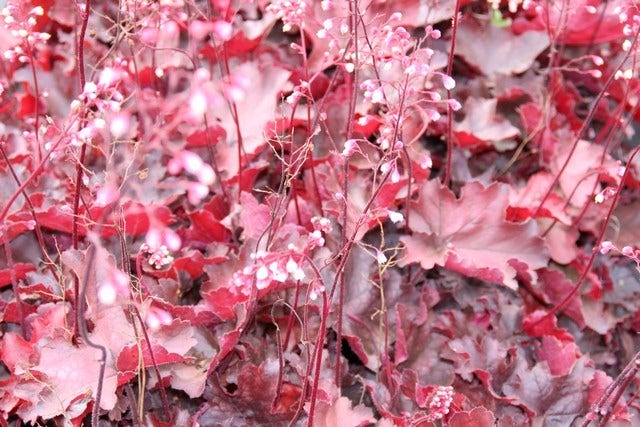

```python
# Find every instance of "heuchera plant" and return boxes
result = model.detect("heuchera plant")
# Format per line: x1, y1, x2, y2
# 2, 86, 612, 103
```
0, 0, 639, 425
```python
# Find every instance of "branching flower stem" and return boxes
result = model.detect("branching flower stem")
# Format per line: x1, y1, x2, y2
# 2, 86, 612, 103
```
334, 0, 362, 390
532, 144, 640, 326
533, 26, 640, 217
72, 0, 92, 342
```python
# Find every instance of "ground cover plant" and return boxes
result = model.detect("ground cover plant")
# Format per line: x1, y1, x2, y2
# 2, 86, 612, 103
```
0, 0, 639, 425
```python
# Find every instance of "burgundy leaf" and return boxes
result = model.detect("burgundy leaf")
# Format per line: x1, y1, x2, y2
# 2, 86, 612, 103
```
401, 180, 548, 289
454, 18, 549, 75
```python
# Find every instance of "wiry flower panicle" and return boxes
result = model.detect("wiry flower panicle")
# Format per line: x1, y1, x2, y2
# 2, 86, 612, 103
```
287, 80, 312, 105
600, 241, 640, 271
311, 216, 332, 233
2, 3, 51, 64
232, 251, 306, 291
594, 187, 616, 204
167, 150, 215, 204
267, 0, 307, 32
614, 5, 640, 79
600, 241, 615, 255
307, 216, 333, 249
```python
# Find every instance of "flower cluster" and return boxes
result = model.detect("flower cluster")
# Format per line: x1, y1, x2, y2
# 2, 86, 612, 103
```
140, 243, 175, 270
230, 217, 333, 295
231, 251, 306, 291
614, 5, 640, 79
366, 21, 413, 67
426, 386, 454, 421
187, 67, 250, 121
600, 241, 640, 272
68, 60, 134, 145
594, 186, 617, 204
266, 0, 308, 32
309, 216, 332, 248
167, 150, 215, 205
1, 4, 50, 65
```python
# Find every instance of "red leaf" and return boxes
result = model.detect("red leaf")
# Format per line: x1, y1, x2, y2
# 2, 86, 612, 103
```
446, 335, 516, 394
605, 200, 640, 249
587, 371, 630, 422
36, 206, 87, 236
453, 98, 520, 149
401, 180, 548, 289
312, 396, 376, 427
448, 407, 496, 427
114, 202, 174, 237
509, 172, 572, 223
202, 287, 249, 321
23, 339, 118, 421
240, 191, 272, 240
117, 343, 192, 373
551, 140, 613, 209
15, 82, 39, 118
533, 268, 585, 327
503, 357, 622, 424
185, 125, 226, 148
152, 299, 222, 326
0, 263, 36, 288
513, 0, 635, 46
0, 332, 36, 372
522, 310, 574, 341
0, 299, 38, 323
185, 210, 231, 244
352, 114, 382, 136
147, 250, 227, 280
535, 336, 580, 376
264, 117, 308, 139
212, 61, 290, 179
454, 18, 548, 75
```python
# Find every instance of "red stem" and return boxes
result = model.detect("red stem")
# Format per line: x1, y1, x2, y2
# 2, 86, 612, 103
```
131, 305, 172, 421
27, 45, 42, 163
444, 0, 462, 188
2, 230, 27, 340
306, 291, 330, 427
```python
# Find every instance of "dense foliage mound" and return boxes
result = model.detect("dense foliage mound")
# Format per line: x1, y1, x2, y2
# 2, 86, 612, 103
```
0, 0, 639, 425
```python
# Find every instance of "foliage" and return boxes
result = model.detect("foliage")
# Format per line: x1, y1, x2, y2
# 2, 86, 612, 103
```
0, 0, 639, 425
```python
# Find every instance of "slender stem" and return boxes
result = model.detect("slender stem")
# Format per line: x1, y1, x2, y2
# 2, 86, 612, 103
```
334, 0, 361, 389
76, 241, 107, 427
131, 306, 171, 421
73, 0, 91, 341
306, 291, 330, 427
444, 0, 462, 187
533, 144, 640, 324
28, 50, 42, 162
0, 144, 59, 283
2, 231, 26, 339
